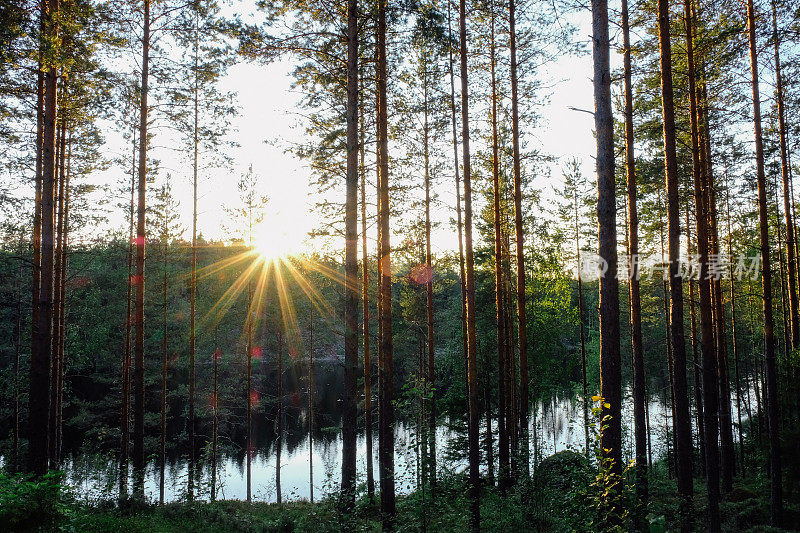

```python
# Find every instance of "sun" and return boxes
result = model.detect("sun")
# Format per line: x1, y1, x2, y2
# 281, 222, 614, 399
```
252, 220, 299, 261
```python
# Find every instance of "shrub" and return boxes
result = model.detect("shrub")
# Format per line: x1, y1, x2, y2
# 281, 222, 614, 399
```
0, 471, 70, 531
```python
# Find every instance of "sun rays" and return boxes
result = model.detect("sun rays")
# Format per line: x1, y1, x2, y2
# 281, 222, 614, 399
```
198, 244, 354, 352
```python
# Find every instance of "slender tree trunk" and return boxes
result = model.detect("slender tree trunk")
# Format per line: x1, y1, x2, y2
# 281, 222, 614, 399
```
360, 79, 375, 502
160, 204, 168, 505
576, 196, 589, 459
212, 346, 219, 500
592, 0, 622, 521
622, 0, 647, 518
308, 307, 314, 503
341, 0, 359, 512
489, 3, 509, 492
698, 75, 735, 492
447, 0, 469, 444
771, 1, 798, 350
747, 0, 782, 523
422, 66, 436, 489
459, 0, 481, 524
659, 202, 676, 479
29, 46, 43, 477
55, 132, 70, 467
120, 129, 135, 499
188, 14, 200, 502
508, 0, 528, 478
133, 0, 150, 497
277, 330, 283, 504
50, 115, 66, 468
657, 0, 694, 523
29, 0, 58, 477
687, 207, 705, 476
484, 358, 494, 485
724, 176, 744, 472
49, 116, 65, 468
685, 2, 720, 527
376, 0, 396, 525
14, 238, 22, 473
246, 204, 253, 503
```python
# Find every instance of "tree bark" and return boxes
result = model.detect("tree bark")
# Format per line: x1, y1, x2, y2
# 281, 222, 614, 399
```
277, 330, 283, 504
576, 192, 589, 459
724, 175, 744, 473
657, 0, 694, 524
489, 3, 509, 493
422, 62, 436, 489
686, 2, 720, 526
459, 0, 481, 525
133, 0, 150, 498
508, 0, 528, 478
308, 307, 314, 502
446, 0, 469, 447
772, 0, 798, 350
592, 0, 622, 522
29, 0, 58, 477
698, 75, 735, 492
359, 76, 375, 501
188, 13, 200, 501
160, 196, 168, 505
341, 0, 359, 510
120, 126, 135, 499
376, 0, 396, 526
747, 0, 782, 523
49, 114, 66, 468
29, 45, 43, 477
687, 206, 705, 477
622, 0, 647, 519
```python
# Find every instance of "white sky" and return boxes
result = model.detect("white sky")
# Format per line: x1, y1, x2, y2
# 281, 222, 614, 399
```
87, 5, 599, 256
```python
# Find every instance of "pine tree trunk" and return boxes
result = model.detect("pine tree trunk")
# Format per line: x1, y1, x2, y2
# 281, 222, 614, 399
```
376, 0, 396, 525
657, 0, 694, 523
29, 53, 43, 477
724, 177, 744, 473
277, 330, 283, 504
133, 0, 150, 498
686, 2, 720, 527
622, 0, 647, 517
160, 211, 167, 505
747, 0, 782, 523
54, 131, 71, 467
341, 0, 359, 510
212, 345, 218, 500
49, 116, 66, 468
447, 0, 469, 444
120, 130, 135, 499
308, 308, 314, 503
188, 15, 199, 501
359, 80, 375, 500
489, 4, 509, 492
459, 0, 481, 524
508, 0, 528, 478
423, 68, 436, 489
687, 207, 705, 477
577, 197, 589, 459
772, 0, 799, 350
29, 0, 58, 477
699, 77, 735, 492
592, 0, 622, 520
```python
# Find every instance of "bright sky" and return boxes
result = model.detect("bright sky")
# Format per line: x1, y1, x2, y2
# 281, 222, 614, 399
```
90, 5, 599, 256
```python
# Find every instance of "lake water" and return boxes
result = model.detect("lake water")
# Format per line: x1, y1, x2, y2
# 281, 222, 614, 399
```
52, 384, 752, 504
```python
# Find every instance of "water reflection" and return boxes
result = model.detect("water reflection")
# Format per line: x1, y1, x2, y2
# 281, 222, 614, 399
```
57, 385, 750, 504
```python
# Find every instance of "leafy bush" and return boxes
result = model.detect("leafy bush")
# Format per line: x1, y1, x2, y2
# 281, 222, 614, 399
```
0, 471, 70, 531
